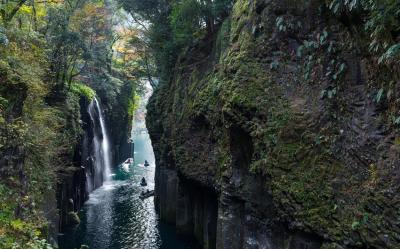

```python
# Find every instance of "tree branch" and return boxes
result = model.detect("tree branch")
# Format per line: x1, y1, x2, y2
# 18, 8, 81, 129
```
5, 0, 28, 23
129, 13, 149, 32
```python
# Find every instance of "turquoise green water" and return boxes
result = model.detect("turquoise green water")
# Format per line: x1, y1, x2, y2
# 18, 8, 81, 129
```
58, 133, 197, 249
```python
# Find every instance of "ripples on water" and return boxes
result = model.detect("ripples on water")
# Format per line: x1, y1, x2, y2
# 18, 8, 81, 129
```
59, 134, 196, 249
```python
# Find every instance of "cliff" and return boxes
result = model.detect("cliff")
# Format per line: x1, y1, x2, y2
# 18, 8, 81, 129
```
147, 0, 400, 248
57, 97, 93, 231
0, 0, 135, 246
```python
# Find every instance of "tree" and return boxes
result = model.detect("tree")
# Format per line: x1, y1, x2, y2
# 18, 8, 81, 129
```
0, 0, 28, 25
117, 0, 233, 87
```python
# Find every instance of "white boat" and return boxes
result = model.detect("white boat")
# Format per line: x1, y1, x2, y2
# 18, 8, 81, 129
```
124, 158, 133, 164
122, 163, 130, 172
121, 158, 133, 172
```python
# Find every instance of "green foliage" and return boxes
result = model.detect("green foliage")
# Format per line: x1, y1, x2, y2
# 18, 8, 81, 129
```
328, 0, 361, 13
275, 16, 302, 33
374, 88, 385, 103
351, 220, 361, 230
215, 17, 231, 62
118, 0, 233, 85
0, 96, 8, 109
118, 0, 161, 20
0, 26, 8, 45
327, 0, 400, 60
276, 16, 286, 32
212, 0, 233, 18
170, 0, 204, 46
128, 94, 140, 120
391, 115, 400, 126
320, 87, 337, 99
363, 0, 400, 54
378, 43, 400, 63
71, 82, 96, 100
0, 184, 53, 249
0, 0, 139, 247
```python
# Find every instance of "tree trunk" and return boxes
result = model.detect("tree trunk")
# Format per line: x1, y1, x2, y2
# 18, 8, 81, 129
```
32, 0, 38, 31
5, 0, 28, 25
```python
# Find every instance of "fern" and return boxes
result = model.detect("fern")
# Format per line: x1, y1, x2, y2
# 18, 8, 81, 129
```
374, 88, 384, 103
378, 43, 400, 63
327, 0, 400, 59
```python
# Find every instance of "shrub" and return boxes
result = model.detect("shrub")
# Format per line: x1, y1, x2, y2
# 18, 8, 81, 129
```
71, 82, 96, 100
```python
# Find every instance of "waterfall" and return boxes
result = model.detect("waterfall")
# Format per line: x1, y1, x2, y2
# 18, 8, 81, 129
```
87, 97, 112, 193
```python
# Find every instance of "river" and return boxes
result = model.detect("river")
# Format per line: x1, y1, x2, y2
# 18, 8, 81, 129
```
58, 132, 196, 249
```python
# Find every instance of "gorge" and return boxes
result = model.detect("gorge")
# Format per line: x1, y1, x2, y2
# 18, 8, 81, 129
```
58, 90, 197, 249
1, 0, 400, 249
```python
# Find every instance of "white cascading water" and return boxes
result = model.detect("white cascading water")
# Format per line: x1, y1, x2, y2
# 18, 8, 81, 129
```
94, 98, 112, 182
87, 97, 112, 192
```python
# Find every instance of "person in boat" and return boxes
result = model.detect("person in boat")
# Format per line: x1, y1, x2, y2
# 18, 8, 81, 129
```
140, 177, 147, 186
144, 160, 149, 166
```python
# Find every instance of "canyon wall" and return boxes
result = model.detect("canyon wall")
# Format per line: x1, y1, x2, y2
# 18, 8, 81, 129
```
147, 0, 400, 248
57, 97, 94, 231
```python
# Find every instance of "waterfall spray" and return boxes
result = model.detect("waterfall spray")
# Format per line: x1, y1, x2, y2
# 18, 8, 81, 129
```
87, 97, 112, 192
93, 98, 112, 182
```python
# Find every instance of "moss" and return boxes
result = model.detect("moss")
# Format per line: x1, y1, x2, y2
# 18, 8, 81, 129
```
71, 81, 96, 101
230, 0, 251, 43
215, 17, 232, 63
270, 150, 342, 232
148, 0, 400, 248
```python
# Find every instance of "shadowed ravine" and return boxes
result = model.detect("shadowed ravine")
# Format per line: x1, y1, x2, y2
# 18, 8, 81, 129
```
58, 131, 196, 249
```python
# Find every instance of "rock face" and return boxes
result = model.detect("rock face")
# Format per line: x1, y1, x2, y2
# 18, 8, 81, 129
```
57, 97, 118, 231
104, 81, 135, 165
147, 0, 400, 248
57, 98, 92, 230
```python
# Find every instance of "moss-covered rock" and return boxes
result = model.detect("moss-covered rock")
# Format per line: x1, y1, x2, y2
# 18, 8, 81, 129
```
147, 0, 400, 248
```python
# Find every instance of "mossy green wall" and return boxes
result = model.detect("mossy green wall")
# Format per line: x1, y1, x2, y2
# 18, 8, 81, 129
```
147, 0, 400, 248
